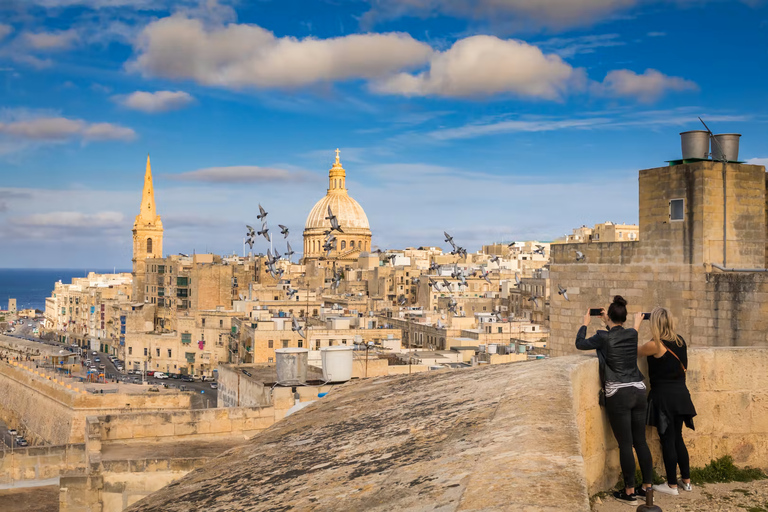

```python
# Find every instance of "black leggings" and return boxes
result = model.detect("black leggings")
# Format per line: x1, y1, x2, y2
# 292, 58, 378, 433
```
658, 415, 690, 485
605, 386, 653, 489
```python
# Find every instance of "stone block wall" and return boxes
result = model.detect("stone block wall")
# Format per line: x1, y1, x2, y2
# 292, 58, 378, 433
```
571, 348, 768, 495
0, 443, 85, 484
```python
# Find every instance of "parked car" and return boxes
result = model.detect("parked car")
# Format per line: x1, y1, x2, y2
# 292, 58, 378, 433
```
146, 371, 155, 377
154, 372, 168, 379
98, 364, 105, 370
179, 385, 187, 391
116, 366, 124, 372
181, 375, 193, 382
92, 351, 97, 355
8, 429, 17, 436
94, 357, 100, 363
210, 383, 218, 389
17, 439, 28, 447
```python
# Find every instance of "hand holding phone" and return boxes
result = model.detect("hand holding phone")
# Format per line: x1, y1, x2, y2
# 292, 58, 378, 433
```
642, 312, 651, 320
589, 308, 603, 316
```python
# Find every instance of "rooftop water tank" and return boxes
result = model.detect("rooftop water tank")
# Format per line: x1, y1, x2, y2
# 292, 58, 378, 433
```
711, 134, 741, 162
320, 346, 353, 383
680, 130, 709, 159
275, 348, 308, 386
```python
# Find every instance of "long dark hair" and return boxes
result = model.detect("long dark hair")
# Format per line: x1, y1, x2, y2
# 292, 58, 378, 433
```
608, 295, 627, 324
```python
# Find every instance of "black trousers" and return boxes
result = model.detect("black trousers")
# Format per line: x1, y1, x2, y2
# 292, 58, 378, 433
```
605, 386, 653, 489
658, 414, 690, 484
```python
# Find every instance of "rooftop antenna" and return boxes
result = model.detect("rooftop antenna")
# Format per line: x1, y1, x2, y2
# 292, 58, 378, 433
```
698, 116, 728, 267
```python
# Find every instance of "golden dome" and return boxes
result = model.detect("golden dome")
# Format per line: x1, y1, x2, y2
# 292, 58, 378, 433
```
304, 150, 370, 232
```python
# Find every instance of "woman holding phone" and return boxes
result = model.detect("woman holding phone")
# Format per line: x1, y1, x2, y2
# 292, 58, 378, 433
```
638, 307, 696, 495
576, 296, 653, 504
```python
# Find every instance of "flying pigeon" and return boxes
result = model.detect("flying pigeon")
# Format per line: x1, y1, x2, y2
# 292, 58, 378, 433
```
326, 206, 343, 233
257, 222, 270, 242
429, 262, 440, 272
557, 285, 569, 301
291, 315, 306, 338
479, 269, 492, 284
442, 278, 451, 289
287, 287, 298, 299
410, 277, 420, 285
447, 298, 458, 315
534, 244, 546, 255
490, 255, 500, 264
398, 295, 407, 306
437, 320, 445, 329
575, 251, 586, 262
528, 296, 540, 308
429, 278, 439, 289
245, 237, 254, 250
515, 274, 521, 285
508, 241, 516, 248
285, 242, 295, 261
444, 231, 456, 249
257, 204, 268, 221
246, 225, 255, 237
278, 225, 289, 238
178, 253, 189, 257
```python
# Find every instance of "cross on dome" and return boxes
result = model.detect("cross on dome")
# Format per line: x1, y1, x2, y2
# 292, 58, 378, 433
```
335, 148, 340, 164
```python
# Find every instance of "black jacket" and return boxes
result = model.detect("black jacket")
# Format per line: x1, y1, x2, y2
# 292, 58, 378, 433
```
576, 325, 645, 384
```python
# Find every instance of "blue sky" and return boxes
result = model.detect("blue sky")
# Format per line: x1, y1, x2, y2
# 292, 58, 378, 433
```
0, 0, 767, 268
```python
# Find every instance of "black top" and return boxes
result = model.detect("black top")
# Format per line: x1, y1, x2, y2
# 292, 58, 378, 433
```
646, 336, 696, 433
576, 325, 645, 384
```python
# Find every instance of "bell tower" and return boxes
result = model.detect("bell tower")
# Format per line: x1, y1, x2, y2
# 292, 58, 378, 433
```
132, 154, 164, 302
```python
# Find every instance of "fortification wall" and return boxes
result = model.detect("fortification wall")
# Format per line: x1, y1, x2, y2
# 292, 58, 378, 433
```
548, 259, 768, 357
0, 443, 85, 484
572, 348, 768, 495
0, 361, 193, 445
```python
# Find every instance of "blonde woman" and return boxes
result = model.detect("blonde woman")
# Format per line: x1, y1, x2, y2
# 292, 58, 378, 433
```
637, 307, 697, 496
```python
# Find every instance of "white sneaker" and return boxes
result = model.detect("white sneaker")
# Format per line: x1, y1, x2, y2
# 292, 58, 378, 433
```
678, 480, 693, 492
653, 483, 680, 496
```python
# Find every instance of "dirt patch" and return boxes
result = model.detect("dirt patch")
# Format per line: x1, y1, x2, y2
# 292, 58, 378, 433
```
593, 479, 768, 511
0, 486, 59, 512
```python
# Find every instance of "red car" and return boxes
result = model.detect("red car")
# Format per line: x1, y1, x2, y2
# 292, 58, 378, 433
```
146, 371, 155, 377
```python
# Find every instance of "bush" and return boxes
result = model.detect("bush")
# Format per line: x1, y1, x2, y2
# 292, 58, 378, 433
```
615, 468, 665, 489
689, 456, 767, 485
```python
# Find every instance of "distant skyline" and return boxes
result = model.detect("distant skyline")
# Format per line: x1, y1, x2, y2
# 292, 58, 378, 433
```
1, 0, 767, 268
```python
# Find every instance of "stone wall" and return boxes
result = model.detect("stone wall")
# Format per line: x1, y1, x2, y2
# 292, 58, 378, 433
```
572, 347, 768, 495
0, 443, 85, 484
548, 259, 768, 356
95, 407, 276, 444
0, 361, 192, 445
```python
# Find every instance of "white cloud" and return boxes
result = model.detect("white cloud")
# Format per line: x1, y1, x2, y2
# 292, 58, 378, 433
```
21, 29, 80, 51
362, 0, 641, 30
0, 24, 13, 41
372, 35, 582, 100
0, 116, 136, 142
171, 166, 318, 183
537, 34, 624, 58
599, 68, 698, 102
16, 211, 125, 229
128, 16, 434, 89
746, 158, 768, 167
116, 90, 195, 113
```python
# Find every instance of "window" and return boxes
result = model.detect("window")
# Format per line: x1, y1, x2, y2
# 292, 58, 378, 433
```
268, 357, 273, 363
268, 340, 274, 348
298, 340, 303, 348
219, 320, 223, 328
156, 348, 160, 357
181, 333, 192, 344
350, 241, 355, 248
201, 318, 206, 327
341, 240, 346, 250
176, 277, 189, 286
167, 349, 172, 358
147, 238, 153, 253
129, 347, 133, 355
670, 198, 685, 221
498, 327, 503, 334
144, 348, 148, 356
282, 340, 289, 348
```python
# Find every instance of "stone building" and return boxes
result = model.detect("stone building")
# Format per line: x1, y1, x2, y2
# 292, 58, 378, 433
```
549, 160, 768, 356
132, 155, 164, 304
302, 149, 372, 264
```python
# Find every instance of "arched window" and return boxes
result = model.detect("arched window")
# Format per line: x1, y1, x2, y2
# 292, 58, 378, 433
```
146, 238, 153, 254
350, 240, 355, 248
341, 240, 347, 250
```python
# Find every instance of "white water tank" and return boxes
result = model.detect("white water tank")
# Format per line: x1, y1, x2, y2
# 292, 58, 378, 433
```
680, 130, 709, 160
711, 133, 741, 162
275, 348, 308, 386
320, 346, 353, 383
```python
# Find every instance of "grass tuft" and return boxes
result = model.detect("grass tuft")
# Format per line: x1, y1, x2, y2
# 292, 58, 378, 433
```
689, 456, 766, 485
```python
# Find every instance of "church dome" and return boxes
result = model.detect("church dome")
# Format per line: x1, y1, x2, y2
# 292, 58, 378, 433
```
304, 150, 370, 232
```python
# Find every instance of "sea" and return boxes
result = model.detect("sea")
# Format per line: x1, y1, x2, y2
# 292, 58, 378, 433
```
0, 269, 130, 312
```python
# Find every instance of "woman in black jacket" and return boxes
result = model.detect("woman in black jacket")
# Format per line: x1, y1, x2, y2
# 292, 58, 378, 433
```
638, 307, 696, 496
576, 296, 653, 505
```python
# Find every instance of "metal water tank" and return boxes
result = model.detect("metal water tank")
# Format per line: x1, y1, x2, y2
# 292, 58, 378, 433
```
275, 348, 308, 386
680, 130, 709, 159
320, 346, 353, 383
711, 133, 741, 162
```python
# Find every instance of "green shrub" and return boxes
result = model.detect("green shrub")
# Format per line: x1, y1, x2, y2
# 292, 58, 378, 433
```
614, 468, 664, 489
689, 456, 767, 485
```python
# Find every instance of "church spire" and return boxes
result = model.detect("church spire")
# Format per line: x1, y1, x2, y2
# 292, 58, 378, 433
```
328, 148, 347, 194
138, 153, 157, 223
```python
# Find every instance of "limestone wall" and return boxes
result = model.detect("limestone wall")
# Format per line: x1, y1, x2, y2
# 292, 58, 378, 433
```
548, 259, 768, 357
0, 361, 193, 445
572, 348, 768, 495
0, 443, 85, 484
96, 407, 276, 444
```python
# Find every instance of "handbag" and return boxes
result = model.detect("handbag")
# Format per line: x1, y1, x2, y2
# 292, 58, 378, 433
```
665, 344, 687, 374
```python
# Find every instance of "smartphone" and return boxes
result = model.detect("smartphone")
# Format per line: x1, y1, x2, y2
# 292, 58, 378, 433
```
642, 312, 651, 320
589, 308, 603, 316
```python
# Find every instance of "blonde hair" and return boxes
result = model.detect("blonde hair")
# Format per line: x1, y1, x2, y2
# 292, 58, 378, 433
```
650, 307, 682, 352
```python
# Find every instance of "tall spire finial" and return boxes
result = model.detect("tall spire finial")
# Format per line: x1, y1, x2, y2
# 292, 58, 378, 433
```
335, 148, 340, 165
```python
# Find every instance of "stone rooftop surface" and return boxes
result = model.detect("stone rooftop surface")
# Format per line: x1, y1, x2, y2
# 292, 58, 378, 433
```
127, 358, 591, 512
